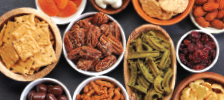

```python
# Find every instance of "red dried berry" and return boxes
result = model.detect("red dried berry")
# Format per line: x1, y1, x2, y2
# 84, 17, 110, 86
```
204, 41, 215, 49
197, 42, 204, 49
201, 34, 210, 43
193, 50, 202, 63
189, 54, 193, 60
188, 43, 196, 53
187, 61, 194, 68
191, 31, 201, 38
184, 39, 191, 46
210, 49, 216, 59
182, 48, 189, 55
180, 53, 187, 64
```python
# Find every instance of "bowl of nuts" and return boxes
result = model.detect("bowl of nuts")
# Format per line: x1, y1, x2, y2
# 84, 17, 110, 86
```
176, 30, 219, 73
20, 78, 72, 100
73, 75, 129, 100
63, 12, 126, 76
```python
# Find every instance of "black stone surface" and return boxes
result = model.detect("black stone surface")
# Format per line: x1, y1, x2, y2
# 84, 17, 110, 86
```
0, 0, 223, 99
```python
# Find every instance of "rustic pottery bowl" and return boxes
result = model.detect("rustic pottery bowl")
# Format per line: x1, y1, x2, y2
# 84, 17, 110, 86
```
172, 72, 224, 100
90, 0, 130, 15
73, 76, 129, 100
35, 0, 87, 25
63, 12, 126, 76
124, 24, 176, 100
20, 78, 72, 100
132, 0, 194, 25
0, 8, 62, 81
176, 30, 219, 73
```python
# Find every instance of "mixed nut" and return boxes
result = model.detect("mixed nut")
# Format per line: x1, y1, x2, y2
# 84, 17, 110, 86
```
179, 31, 217, 70
64, 12, 123, 72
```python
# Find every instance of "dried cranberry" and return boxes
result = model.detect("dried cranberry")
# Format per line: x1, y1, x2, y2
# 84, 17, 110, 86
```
184, 39, 191, 46
194, 65, 205, 70
188, 43, 196, 53
210, 49, 216, 59
196, 42, 203, 49
182, 48, 189, 55
191, 38, 196, 43
188, 54, 193, 60
202, 48, 210, 60
193, 50, 201, 63
179, 43, 185, 52
179, 53, 187, 64
191, 31, 201, 38
201, 34, 210, 43
204, 41, 215, 49
187, 61, 194, 68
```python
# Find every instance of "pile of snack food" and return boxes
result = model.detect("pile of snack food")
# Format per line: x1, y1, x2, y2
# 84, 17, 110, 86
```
127, 30, 173, 100
193, 0, 224, 29
0, 14, 56, 76
180, 79, 224, 100
139, 0, 189, 20
179, 31, 216, 70
38, 0, 82, 17
76, 80, 124, 100
27, 83, 68, 100
64, 12, 123, 72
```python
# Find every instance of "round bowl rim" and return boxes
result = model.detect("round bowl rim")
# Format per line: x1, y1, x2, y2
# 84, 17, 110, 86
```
176, 30, 220, 73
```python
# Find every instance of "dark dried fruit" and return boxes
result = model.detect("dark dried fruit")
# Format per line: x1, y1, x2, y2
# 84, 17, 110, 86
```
191, 31, 201, 38
179, 53, 187, 64
188, 43, 196, 53
183, 39, 191, 46
95, 55, 116, 71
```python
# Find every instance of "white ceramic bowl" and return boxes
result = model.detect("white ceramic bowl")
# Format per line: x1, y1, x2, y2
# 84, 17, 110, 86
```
73, 76, 129, 100
176, 30, 219, 73
35, 0, 86, 25
190, 11, 224, 34
20, 78, 72, 100
63, 12, 126, 76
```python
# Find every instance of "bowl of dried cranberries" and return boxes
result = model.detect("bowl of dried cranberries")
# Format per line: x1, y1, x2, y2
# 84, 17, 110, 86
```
176, 30, 219, 73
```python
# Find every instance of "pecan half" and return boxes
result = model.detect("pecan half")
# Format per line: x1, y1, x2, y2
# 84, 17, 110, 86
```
92, 12, 109, 26
109, 22, 121, 40
100, 24, 110, 36
80, 46, 102, 60
77, 58, 96, 71
97, 35, 113, 56
86, 25, 101, 47
67, 47, 82, 60
68, 28, 86, 48
107, 35, 123, 55
64, 31, 73, 53
76, 17, 92, 29
95, 55, 116, 72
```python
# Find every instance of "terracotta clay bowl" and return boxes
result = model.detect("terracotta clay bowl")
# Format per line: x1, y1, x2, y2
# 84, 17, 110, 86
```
132, 0, 194, 25
90, 0, 130, 15
0, 8, 62, 81
124, 24, 176, 100
172, 72, 224, 100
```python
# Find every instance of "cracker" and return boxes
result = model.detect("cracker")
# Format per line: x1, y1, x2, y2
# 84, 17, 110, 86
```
3, 21, 17, 43
174, 0, 189, 14
12, 21, 35, 40
159, 0, 180, 12
32, 45, 56, 69
11, 58, 34, 76
159, 10, 173, 20
34, 17, 41, 23
0, 42, 19, 69
0, 24, 6, 46
51, 40, 55, 46
13, 34, 40, 61
14, 14, 35, 24
32, 23, 51, 46
140, 0, 162, 18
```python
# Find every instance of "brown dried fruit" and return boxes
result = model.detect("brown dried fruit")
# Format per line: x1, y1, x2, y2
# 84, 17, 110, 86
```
109, 22, 121, 41
95, 55, 116, 72
64, 31, 73, 53
92, 12, 109, 26
97, 35, 113, 56
67, 47, 82, 60
77, 59, 96, 71
86, 25, 101, 47
107, 34, 123, 55
79, 46, 102, 59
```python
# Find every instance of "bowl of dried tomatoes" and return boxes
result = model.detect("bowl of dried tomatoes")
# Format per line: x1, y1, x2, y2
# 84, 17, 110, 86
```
176, 30, 219, 73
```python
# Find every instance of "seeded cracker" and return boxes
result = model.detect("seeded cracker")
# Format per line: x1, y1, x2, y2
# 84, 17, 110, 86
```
0, 42, 19, 69
13, 34, 40, 61
2, 21, 17, 43
32, 45, 56, 69
32, 23, 51, 46
11, 58, 34, 76
12, 21, 35, 40
14, 14, 35, 24
0, 24, 6, 46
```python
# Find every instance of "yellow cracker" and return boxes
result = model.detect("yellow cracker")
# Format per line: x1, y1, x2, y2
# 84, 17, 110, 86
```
0, 42, 19, 69
159, 10, 173, 20
32, 45, 56, 69
13, 34, 40, 61
31, 23, 51, 46
140, 0, 162, 18
12, 21, 35, 40
2, 21, 17, 43
14, 14, 35, 24
34, 17, 40, 23
11, 58, 34, 76
0, 24, 6, 46
51, 40, 54, 46
27, 69, 35, 75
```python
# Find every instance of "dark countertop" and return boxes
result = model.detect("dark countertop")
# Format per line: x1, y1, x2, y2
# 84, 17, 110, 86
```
0, 0, 224, 99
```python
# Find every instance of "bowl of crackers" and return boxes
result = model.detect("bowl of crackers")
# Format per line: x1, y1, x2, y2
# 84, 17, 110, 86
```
63, 12, 126, 76
0, 8, 62, 81
172, 72, 224, 100
73, 75, 129, 100
132, 0, 194, 25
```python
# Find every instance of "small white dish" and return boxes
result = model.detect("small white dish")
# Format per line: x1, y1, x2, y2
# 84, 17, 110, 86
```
62, 12, 126, 76
35, 0, 87, 25
20, 78, 72, 100
190, 10, 224, 34
176, 30, 219, 73
73, 76, 129, 100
